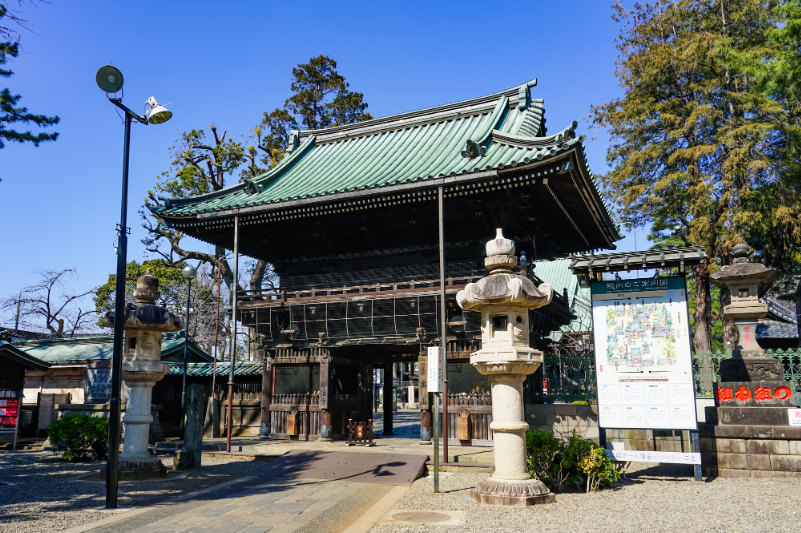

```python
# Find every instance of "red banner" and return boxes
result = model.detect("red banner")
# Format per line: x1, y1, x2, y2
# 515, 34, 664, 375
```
0, 416, 16, 427
0, 399, 19, 408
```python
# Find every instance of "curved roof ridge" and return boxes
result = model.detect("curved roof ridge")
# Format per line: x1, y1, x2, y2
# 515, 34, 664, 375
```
298, 78, 537, 143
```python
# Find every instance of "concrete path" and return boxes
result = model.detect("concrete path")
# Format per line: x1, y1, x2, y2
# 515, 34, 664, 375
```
372, 410, 419, 438
120, 477, 400, 533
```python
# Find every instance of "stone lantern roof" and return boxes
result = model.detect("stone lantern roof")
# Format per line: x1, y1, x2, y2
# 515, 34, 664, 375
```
710, 244, 778, 288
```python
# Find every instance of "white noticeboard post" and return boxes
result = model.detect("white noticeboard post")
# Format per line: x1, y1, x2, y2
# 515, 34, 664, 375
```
427, 347, 444, 393
591, 276, 698, 432
788, 409, 801, 426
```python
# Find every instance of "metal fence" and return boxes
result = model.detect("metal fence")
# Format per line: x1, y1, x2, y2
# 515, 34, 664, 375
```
693, 349, 801, 404
537, 348, 801, 404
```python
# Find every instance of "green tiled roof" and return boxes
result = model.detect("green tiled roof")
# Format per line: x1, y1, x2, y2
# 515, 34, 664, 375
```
532, 258, 592, 339
168, 361, 263, 377
14, 332, 212, 365
156, 79, 610, 220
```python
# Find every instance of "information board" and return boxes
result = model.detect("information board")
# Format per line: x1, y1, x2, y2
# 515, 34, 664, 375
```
592, 276, 698, 430
0, 398, 19, 427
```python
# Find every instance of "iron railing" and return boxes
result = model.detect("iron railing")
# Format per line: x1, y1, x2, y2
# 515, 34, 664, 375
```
538, 348, 801, 404
693, 349, 801, 404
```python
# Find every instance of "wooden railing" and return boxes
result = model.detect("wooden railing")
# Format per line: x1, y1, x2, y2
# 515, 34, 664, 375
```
237, 276, 483, 307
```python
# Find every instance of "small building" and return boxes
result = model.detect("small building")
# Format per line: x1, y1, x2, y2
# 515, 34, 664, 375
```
5, 330, 212, 436
0, 341, 51, 443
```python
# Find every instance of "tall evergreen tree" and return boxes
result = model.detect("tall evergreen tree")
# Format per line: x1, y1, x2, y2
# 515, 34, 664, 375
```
591, 0, 789, 352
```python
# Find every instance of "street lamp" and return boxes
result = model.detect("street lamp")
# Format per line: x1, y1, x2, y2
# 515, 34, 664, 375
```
180, 265, 197, 431
96, 65, 172, 509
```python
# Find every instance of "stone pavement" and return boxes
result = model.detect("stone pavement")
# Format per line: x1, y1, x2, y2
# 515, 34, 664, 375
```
372, 410, 419, 438
126, 477, 396, 533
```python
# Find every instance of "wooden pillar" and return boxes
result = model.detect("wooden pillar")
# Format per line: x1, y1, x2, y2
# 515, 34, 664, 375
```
382, 361, 394, 435
260, 355, 273, 440
319, 351, 332, 440
357, 356, 371, 422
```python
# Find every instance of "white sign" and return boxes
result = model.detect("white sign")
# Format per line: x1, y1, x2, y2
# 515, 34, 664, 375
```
427, 347, 444, 393
591, 277, 698, 430
789, 409, 801, 426
606, 450, 701, 465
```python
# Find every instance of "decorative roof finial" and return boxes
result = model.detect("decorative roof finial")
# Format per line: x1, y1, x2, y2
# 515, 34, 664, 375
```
133, 269, 160, 304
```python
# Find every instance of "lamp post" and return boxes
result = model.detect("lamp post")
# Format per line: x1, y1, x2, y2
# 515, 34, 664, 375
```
180, 265, 197, 431
96, 65, 172, 509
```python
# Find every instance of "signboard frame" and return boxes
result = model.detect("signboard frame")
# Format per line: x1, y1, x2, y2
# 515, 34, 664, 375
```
427, 347, 444, 393
0, 396, 21, 450
591, 275, 699, 432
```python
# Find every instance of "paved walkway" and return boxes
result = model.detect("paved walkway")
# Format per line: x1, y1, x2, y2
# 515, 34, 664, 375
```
124, 477, 396, 533
372, 410, 420, 438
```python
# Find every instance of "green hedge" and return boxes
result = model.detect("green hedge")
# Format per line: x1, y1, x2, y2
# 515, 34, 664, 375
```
46, 414, 108, 462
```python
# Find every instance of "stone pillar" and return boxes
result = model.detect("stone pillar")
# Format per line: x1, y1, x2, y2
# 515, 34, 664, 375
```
260, 355, 273, 440
319, 352, 332, 441
176, 383, 209, 470
103, 270, 182, 481
382, 362, 394, 435
457, 229, 555, 506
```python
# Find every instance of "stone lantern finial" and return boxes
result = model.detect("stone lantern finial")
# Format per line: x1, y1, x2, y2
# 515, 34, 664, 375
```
133, 269, 161, 304
732, 243, 751, 264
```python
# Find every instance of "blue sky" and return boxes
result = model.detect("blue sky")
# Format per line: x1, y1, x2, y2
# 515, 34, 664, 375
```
0, 0, 652, 325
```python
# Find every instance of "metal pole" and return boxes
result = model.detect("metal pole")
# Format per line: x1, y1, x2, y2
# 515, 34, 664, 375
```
433, 390, 440, 493
226, 216, 239, 453
438, 185, 448, 464
106, 113, 132, 509
212, 256, 221, 399
180, 279, 191, 431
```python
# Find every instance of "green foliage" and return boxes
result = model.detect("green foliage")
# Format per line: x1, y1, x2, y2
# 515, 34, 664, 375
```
93, 259, 186, 323
46, 414, 108, 462
286, 55, 372, 130
525, 429, 619, 493
578, 445, 624, 492
590, 0, 801, 351
0, 4, 59, 149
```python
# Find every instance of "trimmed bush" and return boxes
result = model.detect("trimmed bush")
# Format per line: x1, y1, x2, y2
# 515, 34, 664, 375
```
46, 414, 108, 462
526, 429, 624, 493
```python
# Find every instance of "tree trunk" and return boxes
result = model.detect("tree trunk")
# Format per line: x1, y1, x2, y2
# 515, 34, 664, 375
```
719, 287, 738, 351
693, 260, 713, 353
249, 259, 269, 294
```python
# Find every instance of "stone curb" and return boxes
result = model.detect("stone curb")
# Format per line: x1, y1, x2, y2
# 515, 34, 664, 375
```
342, 486, 409, 533
63, 476, 259, 533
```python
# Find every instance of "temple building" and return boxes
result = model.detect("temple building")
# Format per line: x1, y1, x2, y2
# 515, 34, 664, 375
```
153, 79, 622, 440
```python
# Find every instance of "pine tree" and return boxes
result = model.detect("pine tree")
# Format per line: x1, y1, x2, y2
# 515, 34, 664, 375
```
0, 3, 59, 149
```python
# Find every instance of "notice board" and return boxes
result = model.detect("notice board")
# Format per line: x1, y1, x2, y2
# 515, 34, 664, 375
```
591, 276, 698, 430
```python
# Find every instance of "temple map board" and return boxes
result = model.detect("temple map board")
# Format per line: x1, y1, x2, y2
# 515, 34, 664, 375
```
591, 276, 698, 431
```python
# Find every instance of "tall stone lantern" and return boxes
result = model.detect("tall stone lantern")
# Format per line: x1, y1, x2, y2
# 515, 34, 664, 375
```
104, 270, 182, 479
457, 229, 555, 506
711, 244, 779, 379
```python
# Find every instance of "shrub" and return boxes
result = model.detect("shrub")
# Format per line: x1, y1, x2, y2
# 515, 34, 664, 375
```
526, 429, 622, 493
578, 444, 624, 492
46, 414, 108, 462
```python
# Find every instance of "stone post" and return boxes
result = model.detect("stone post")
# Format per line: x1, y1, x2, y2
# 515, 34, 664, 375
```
176, 383, 209, 470
457, 229, 555, 506
103, 270, 182, 480
260, 354, 273, 440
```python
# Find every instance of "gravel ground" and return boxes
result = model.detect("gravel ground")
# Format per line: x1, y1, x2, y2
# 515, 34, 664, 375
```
0, 450, 260, 533
373, 462, 801, 532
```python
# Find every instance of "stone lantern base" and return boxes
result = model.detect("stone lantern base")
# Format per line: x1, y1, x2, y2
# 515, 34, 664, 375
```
470, 478, 555, 506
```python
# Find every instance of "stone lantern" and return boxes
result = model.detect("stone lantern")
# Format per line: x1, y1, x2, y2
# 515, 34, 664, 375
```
710, 244, 779, 379
104, 270, 182, 479
456, 229, 555, 506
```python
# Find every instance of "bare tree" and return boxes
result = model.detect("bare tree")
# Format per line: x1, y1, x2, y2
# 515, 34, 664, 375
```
2, 269, 98, 337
